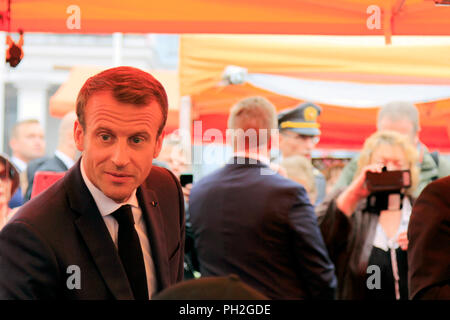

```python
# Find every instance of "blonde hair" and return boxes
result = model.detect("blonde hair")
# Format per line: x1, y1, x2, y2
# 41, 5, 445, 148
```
281, 155, 317, 201
356, 130, 419, 196
227, 96, 277, 148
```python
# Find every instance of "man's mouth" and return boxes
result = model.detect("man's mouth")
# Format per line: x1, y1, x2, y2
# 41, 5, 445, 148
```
106, 171, 132, 177
105, 171, 133, 182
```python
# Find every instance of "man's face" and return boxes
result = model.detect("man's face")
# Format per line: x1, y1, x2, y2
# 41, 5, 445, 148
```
279, 130, 319, 159
10, 122, 45, 162
74, 91, 164, 203
378, 117, 417, 145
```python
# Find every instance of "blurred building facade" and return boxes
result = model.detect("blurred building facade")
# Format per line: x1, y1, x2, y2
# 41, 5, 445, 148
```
1, 33, 178, 156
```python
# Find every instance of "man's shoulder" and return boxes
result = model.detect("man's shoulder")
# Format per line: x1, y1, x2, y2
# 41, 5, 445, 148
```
143, 165, 180, 189
6, 176, 72, 232
141, 166, 183, 203
38, 156, 67, 172
192, 163, 304, 195
421, 175, 450, 197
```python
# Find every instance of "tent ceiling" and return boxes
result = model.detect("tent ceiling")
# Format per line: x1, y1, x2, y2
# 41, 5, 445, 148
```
2, 0, 450, 39
180, 34, 450, 96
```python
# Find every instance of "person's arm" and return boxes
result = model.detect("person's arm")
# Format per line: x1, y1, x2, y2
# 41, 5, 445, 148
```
0, 220, 59, 299
332, 156, 359, 191
316, 163, 383, 262
289, 187, 337, 299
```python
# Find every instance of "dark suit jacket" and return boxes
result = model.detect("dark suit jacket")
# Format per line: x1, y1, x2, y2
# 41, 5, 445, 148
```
24, 155, 68, 202
408, 176, 450, 300
0, 160, 185, 299
189, 157, 337, 299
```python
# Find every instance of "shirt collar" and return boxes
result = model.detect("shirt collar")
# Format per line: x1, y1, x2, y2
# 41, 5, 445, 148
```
11, 156, 26, 172
80, 160, 139, 217
55, 150, 75, 170
232, 151, 271, 166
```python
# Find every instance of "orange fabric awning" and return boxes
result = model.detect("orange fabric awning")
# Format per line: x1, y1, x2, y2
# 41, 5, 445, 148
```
2, 0, 450, 39
192, 84, 450, 152
180, 35, 450, 151
180, 34, 450, 96
49, 66, 180, 133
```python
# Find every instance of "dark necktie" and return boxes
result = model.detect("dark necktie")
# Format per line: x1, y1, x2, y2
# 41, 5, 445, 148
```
111, 205, 149, 300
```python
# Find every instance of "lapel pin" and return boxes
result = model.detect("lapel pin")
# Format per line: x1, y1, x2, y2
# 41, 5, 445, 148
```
151, 201, 158, 207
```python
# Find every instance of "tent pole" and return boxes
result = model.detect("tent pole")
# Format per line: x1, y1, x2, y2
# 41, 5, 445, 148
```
112, 32, 123, 66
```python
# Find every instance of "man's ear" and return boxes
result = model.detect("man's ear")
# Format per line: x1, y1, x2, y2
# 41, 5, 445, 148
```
74, 120, 85, 152
153, 131, 165, 158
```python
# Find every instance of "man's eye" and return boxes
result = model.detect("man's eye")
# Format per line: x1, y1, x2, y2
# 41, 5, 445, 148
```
100, 134, 111, 141
131, 137, 143, 144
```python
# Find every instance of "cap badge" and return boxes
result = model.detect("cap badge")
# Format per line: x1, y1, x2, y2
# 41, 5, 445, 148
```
304, 106, 318, 122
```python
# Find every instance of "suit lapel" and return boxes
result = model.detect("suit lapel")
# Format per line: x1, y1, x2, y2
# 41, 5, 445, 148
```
65, 161, 134, 299
137, 187, 170, 291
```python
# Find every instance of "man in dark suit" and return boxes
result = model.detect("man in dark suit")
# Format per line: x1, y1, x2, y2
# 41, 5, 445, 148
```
0, 66, 185, 299
189, 96, 336, 299
24, 111, 79, 202
408, 176, 450, 300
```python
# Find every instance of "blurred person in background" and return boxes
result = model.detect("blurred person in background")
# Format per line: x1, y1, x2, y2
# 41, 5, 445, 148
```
334, 101, 450, 197
154, 133, 189, 176
0, 154, 20, 230
189, 96, 336, 299
281, 155, 317, 205
323, 162, 346, 195
277, 102, 326, 205
154, 133, 198, 280
316, 130, 419, 300
23, 112, 78, 202
8, 119, 45, 208
408, 175, 450, 300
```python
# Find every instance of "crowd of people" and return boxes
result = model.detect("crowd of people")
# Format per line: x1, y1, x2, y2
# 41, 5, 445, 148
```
0, 66, 448, 300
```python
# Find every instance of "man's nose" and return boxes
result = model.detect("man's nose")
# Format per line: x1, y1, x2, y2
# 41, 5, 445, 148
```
304, 138, 315, 149
111, 140, 130, 167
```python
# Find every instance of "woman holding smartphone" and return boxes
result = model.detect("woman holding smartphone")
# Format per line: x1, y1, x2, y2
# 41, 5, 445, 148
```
316, 130, 419, 300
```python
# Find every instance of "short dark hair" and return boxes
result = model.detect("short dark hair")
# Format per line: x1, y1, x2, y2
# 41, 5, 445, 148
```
76, 66, 168, 136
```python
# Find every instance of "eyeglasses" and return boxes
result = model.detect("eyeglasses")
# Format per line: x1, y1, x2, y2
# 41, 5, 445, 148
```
0, 170, 10, 181
0, 163, 14, 181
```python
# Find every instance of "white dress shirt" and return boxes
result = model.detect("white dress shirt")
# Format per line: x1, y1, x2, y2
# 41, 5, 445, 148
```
11, 156, 26, 172
54, 150, 75, 170
80, 161, 156, 299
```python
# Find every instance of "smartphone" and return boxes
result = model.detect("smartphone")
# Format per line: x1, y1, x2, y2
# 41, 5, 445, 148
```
179, 173, 193, 187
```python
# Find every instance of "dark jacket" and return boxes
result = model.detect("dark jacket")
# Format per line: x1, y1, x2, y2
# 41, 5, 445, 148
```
24, 155, 69, 202
316, 188, 414, 300
0, 160, 185, 299
408, 176, 450, 300
189, 157, 337, 299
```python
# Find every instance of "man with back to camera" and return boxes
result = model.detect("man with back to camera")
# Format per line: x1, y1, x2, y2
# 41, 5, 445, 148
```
0, 66, 185, 299
189, 96, 337, 299
8, 119, 46, 208
333, 101, 450, 197
277, 102, 327, 205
